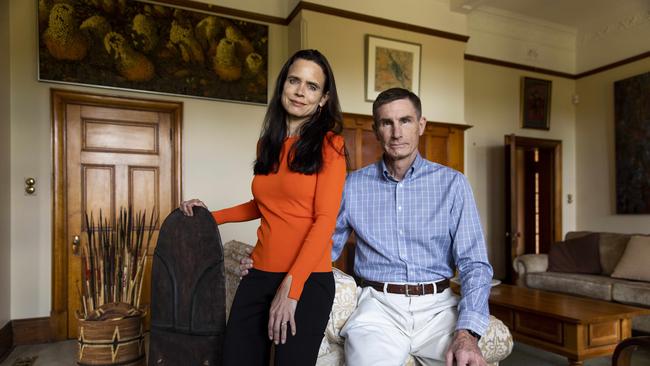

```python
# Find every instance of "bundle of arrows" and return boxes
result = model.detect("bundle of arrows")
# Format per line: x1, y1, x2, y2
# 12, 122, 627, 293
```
78, 207, 158, 319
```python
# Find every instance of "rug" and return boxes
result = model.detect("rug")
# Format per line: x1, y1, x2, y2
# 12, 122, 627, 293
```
11, 356, 36, 366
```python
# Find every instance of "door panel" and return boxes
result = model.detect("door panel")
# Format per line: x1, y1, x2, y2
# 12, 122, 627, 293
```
51, 89, 182, 340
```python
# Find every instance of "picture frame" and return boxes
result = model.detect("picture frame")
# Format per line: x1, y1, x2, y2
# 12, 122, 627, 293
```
521, 77, 552, 130
37, 0, 268, 104
365, 35, 421, 101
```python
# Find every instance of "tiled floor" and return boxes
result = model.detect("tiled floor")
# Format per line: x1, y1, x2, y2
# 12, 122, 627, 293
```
2, 340, 650, 365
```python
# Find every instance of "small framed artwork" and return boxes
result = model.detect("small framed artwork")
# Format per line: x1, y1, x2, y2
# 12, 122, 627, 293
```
365, 35, 421, 101
521, 77, 552, 130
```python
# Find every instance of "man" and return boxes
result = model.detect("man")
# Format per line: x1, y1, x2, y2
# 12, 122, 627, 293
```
242, 88, 492, 366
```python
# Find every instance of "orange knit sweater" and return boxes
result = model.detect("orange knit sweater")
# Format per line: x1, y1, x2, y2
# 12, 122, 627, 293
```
212, 134, 346, 299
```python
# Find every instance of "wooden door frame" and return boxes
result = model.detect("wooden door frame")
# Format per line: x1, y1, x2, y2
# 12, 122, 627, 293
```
50, 89, 183, 340
504, 134, 562, 283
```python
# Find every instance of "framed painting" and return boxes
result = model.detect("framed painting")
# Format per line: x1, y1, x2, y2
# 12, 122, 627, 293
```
615, 71, 650, 214
37, 0, 268, 104
521, 77, 552, 130
365, 35, 421, 101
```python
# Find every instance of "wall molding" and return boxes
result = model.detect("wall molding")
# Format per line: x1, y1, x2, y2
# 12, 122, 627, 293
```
12, 317, 53, 346
0, 321, 12, 363
465, 51, 650, 80
579, 11, 650, 44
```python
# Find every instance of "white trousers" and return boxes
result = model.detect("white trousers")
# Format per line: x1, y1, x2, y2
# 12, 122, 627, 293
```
341, 286, 459, 366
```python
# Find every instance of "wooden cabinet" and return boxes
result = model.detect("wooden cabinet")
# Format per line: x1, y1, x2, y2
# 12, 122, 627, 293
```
333, 113, 471, 274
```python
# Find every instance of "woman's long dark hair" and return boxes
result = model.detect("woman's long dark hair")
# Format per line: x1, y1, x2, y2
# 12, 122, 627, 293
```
254, 49, 343, 175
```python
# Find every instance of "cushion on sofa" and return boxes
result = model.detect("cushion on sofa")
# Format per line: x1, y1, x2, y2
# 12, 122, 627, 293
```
548, 233, 601, 274
526, 272, 615, 301
324, 268, 359, 345
611, 235, 650, 281
612, 280, 650, 307
565, 231, 630, 275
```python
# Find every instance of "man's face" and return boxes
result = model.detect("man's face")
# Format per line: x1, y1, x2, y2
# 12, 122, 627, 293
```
374, 98, 426, 163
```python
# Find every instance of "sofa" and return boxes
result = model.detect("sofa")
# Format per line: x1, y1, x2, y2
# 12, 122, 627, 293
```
513, 231, 650, 333
223, 240, 513, 365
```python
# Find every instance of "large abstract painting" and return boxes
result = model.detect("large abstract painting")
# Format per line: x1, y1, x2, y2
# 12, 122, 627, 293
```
615, 71, 650, 214
38, 0, 268, 104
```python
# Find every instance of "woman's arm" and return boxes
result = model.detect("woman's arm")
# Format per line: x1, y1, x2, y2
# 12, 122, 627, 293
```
212, 200, 261, 224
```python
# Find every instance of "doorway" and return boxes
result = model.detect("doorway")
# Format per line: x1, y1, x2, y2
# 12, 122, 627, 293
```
51, 89, 182, 339
504, 134, 562, 284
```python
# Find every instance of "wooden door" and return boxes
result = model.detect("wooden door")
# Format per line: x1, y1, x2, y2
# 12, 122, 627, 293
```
335, 113, 469, 274
504, 134, 562, 284
51, 89, 182, 340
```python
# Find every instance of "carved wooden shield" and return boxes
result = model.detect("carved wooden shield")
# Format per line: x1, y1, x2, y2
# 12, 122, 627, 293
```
149, 207, 225, 365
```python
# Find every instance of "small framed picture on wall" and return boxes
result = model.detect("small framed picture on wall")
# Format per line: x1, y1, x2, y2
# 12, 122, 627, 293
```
365, 35, 421, 101
521, 77, 552, 130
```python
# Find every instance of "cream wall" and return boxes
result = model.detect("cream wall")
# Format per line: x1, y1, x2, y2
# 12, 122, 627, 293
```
464, 61, 577, 279
0, 0, 11, 329
575, 58, 650, 231
299, 10, 467, 124
9, 0, 287, 319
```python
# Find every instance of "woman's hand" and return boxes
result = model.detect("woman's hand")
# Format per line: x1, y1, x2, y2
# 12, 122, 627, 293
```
268, 275, 298, 345
239, 247, 254, 277
179, 199, 207, 216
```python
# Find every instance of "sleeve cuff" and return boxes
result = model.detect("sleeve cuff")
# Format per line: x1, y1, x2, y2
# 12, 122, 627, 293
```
455, 309, 489, 336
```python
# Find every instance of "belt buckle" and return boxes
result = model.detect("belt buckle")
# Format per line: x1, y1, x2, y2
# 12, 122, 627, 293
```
405, 284, 424, 297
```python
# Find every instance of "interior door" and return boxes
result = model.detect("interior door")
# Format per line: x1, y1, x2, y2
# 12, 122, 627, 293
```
504, 134, 521, 283
51, 90, 182, 339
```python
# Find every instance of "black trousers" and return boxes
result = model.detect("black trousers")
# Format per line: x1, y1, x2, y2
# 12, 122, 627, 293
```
223, 269, 335, 366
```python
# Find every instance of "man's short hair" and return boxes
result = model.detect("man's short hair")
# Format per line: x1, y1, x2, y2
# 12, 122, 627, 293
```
372, 88, 422, 125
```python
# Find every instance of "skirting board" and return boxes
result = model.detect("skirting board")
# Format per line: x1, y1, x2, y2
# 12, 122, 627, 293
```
0, 321, 13, 363
12, 317, 52, 346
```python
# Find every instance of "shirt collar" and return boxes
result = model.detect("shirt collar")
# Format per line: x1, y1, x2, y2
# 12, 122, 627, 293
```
380, 153, 423, 182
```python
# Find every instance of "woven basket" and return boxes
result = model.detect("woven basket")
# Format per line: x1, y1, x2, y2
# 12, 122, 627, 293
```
77, 310, 145, 366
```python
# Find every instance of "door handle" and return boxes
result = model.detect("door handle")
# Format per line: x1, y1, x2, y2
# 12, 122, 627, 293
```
72, 235, 80, 256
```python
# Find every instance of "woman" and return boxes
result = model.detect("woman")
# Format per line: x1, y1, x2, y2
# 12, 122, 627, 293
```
180, 49, 346, 365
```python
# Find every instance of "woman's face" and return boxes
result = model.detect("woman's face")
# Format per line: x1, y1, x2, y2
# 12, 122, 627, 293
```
281, 58, 329, 126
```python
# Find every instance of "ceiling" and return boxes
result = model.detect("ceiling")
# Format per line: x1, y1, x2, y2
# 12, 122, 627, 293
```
451, 0, 650, 30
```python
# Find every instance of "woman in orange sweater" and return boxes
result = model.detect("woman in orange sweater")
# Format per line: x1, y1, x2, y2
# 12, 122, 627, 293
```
180, 49, 346, 365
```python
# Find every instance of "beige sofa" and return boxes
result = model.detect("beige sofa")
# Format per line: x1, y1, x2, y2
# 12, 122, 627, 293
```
513, 231, 650, 333
224, 240, 513, 365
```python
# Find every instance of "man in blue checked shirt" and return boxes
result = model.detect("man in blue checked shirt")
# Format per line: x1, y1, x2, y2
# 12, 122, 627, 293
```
332, 88, 492, 366
241, 88, 493, 366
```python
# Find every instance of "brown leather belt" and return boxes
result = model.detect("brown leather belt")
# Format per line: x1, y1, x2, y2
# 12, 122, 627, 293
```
360, 279, 450, 296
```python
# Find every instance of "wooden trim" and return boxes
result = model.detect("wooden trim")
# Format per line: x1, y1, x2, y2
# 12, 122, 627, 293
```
12, 317, 52, 345
343, 112, 473, 130
464, 54, 576, 79
576, 50, 650, 79
290, 2, 469, 42
0, 321, 12, 363
150, 0, 286, 25
466, 52, 650, 80
51, 89, 183, 340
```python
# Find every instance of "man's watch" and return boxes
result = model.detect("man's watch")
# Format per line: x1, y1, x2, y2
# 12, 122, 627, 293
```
464, 329, 481, 341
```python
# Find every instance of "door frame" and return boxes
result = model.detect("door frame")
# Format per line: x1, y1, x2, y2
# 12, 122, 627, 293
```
50, 89, 183, 340
504, 134, 562, 283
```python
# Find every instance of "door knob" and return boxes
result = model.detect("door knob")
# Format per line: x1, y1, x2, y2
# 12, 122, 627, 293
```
72, 235, 80, 256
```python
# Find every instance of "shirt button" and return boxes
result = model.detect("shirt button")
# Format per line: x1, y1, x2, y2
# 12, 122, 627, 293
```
399, 230, 403, 235
398, 206, 402, 210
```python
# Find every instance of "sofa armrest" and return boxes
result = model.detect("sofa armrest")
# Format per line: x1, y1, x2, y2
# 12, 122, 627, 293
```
513, 254, 548, 276
223, 240, 255, 317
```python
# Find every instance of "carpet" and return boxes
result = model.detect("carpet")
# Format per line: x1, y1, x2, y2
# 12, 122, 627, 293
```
11, 357, 36, 366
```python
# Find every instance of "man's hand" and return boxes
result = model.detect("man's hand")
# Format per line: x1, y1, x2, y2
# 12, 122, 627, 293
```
445, 329, 486, 366
268, 275, 297, 345
239, 247, 254, 277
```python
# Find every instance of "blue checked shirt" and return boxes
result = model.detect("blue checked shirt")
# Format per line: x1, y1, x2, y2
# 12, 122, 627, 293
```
332, 154, 493, 336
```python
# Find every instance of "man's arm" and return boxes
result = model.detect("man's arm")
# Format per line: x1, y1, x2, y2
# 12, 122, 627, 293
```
331, 184, 352, 262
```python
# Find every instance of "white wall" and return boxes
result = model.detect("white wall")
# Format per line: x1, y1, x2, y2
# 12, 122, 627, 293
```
9, 0, 287, 319
299, 10, 467, 124
575, 58, 650, 232
0, 0, 11, 329
464, 60, 577, 279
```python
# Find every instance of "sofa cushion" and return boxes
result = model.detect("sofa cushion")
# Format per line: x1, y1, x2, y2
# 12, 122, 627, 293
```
526, 272, 616, 301
612, 280, 650, 307
325, 268, 359, 345
565, 231, 630, 275
548, 233, 601, 274
611, 236, 650, 281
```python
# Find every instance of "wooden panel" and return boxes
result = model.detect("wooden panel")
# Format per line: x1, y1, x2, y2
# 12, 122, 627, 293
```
0, 321, 12, 363
129, 167, 159, 216
84, 120, 158, 154
588, 321, 620, 347
82, 165, 115, 225
490, 304, 514, 329
12, 317, 52, 345
515, 311, 563, 344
